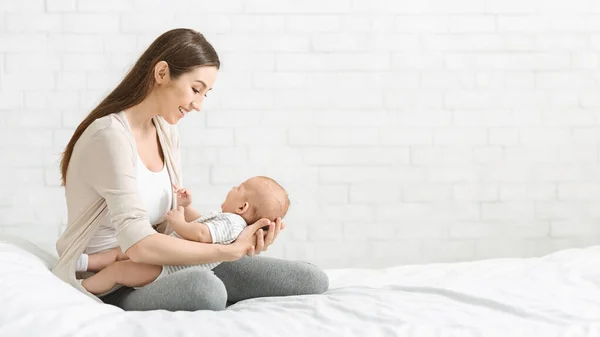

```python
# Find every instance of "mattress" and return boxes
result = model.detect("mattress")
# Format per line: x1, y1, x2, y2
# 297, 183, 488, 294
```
1, 236, 599, 337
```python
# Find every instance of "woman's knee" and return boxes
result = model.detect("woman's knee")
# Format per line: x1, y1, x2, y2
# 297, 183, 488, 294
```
213, 256, 329, 299
169, 268, 228, 311
299, 262, 329, 295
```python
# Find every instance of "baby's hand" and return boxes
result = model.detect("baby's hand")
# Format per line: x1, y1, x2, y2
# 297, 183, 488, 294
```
173, 184, 192, 208
166, 205, 186, 224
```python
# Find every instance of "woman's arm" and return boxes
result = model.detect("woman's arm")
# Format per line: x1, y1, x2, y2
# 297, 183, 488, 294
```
125, 234, 226, 265
79, 128, 158, 256
78, 125, 281, 266
125, 219, 271, 265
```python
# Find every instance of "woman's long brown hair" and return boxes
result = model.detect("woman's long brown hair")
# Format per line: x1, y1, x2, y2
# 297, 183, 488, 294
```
60, 28, 220, 186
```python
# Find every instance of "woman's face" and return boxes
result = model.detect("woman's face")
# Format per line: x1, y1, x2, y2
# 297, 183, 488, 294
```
155, 64, 218, 125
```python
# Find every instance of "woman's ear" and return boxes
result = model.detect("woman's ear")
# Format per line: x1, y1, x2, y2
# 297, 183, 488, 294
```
237, 202, 249, 215
154, 61, 170, 84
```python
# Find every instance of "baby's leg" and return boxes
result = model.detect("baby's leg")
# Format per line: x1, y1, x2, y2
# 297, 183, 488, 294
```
82, 260, 162, 295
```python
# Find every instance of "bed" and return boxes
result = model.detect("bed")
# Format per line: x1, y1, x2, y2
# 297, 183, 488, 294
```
1, 236, 599, 337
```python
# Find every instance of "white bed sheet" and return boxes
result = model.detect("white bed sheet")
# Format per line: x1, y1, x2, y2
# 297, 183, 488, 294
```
1, 237, 599, 337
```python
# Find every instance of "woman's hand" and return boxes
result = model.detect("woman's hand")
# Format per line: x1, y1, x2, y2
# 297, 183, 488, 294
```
227, 219, 270, 260
254, 217, 285, 254
227, 217, 284, 260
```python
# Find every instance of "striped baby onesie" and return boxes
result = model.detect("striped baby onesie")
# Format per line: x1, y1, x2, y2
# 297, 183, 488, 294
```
162, 211, 248, 274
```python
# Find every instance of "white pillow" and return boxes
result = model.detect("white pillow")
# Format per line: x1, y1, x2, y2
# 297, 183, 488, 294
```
0, 236, 120, 336
0, 235, 57, 269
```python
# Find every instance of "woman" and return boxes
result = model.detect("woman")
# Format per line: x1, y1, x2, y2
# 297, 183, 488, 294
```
52, 28, 329, 311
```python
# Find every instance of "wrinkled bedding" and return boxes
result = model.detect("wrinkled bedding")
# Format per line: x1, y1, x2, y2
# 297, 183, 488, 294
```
1, 237, 599, 337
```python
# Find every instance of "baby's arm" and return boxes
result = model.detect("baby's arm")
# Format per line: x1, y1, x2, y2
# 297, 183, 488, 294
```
165, 206, 212, 243
184, 205, 201, 223
173, 185, 202, 222
172, 220, 213, 243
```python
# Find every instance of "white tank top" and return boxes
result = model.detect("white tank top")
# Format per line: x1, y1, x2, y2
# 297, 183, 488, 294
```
84, 153, 172, 254
135, 153, 172, 226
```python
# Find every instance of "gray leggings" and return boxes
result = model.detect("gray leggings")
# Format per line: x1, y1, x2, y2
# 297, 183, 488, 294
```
100, 255, 329, 311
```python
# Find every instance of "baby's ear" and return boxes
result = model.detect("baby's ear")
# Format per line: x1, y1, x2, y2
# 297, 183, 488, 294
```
236, 202, 250, 214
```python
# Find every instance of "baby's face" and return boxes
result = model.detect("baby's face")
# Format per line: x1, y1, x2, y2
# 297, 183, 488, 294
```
221, 180, 250, 214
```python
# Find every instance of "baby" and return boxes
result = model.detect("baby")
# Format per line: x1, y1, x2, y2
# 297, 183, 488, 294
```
80, 176, 290, 295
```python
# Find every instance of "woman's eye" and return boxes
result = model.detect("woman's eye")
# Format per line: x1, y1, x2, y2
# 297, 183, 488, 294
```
192, 88, 200, 94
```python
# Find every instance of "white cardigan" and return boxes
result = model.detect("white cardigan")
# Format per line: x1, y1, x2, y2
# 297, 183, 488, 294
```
52, 112, 182, 302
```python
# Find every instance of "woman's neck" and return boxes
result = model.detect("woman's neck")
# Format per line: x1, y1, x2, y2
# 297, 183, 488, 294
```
124, 95, 159, 134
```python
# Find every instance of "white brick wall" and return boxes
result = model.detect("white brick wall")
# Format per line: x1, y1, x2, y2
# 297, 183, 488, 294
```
1, 0, 600, 268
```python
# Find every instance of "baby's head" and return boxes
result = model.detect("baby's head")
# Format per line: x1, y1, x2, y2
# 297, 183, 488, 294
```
221, 176, 290, 225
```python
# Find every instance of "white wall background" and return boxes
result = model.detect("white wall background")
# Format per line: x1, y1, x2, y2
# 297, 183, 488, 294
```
1, 0, 600, 268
